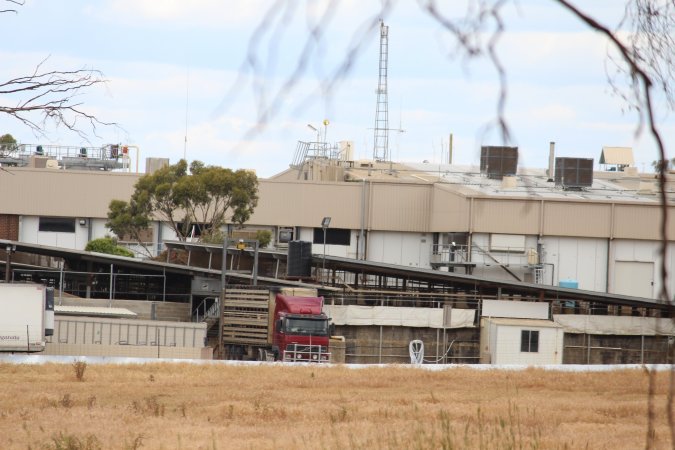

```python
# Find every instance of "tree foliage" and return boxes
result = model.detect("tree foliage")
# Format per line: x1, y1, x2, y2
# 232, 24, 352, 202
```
255, 230, 272, 248
85, 237, 134, 258
0, 133, 17, 155
106, 199, 151, 256
107, 160, 259, 245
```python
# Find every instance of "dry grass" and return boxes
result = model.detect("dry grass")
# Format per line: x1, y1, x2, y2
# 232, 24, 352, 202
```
0, 362, 671, 449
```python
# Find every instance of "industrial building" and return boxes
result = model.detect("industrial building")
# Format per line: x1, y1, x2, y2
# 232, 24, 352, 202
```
0, 142, 673, 364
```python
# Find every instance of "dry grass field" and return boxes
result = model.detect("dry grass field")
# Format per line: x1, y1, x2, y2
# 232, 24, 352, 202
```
0, 362, 671, 449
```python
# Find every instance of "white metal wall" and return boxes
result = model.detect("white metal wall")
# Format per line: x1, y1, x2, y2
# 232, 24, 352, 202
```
541, 236, 608, 292
90, 218, 110, 241
488, 322, 563, 364
367, 231, 432, 268
468, 233, 538, 281
296, 227, 358, 258
609, 239, 675, 299
19, 216, 86, 250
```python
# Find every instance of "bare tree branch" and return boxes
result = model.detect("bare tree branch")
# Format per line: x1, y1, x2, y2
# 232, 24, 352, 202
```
215, 0, 392, 146
0, 56, 117, 140
1, 3, 118, 140
0, 0, 23, 14
552, 1, 673, 446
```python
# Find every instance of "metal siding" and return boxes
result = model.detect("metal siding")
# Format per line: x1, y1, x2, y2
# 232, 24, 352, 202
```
613, 204, 675, 240
430, 186, 470, 231
2, 167, 673, 244
369, 184, 431, 231
472, 199, 540, 234
0, 168, 138, 218
543, 202, 611, 237
249, 181, 362, 229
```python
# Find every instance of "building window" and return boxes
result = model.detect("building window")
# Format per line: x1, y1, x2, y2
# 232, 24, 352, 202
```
520, 330, 539, 353
313, 228, 351, 246
39, 217, 75, 233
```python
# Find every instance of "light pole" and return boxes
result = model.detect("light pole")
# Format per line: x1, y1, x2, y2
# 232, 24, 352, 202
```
307, 124, 318, 142
321, 217, 331, 284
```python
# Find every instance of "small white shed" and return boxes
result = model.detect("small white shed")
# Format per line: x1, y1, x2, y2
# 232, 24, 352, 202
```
480, 317, 564, 365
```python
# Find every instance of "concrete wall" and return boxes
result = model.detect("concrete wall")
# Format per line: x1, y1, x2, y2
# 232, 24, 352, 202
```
45, 342, 210, 359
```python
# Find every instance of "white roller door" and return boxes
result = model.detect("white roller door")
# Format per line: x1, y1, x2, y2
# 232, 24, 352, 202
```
614, 261, 653, 298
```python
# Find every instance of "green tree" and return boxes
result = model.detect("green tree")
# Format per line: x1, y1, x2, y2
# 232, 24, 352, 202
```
106, 198, 151, 256
85, 237, 134, 257
107, 159, 258, 244
255, 230, 272, 248
0, 133, 16, 155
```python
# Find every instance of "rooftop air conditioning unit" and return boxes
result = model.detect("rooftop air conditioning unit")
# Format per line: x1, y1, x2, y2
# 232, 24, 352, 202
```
555, 157, 593, 190
480, 146, 518, 180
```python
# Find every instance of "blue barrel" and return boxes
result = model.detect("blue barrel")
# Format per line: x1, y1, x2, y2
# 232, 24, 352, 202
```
559, 279, 579, 289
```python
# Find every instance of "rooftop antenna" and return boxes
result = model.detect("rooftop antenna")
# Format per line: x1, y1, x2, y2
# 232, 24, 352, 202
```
373, 20, 389, 162
183, 67, 190, 162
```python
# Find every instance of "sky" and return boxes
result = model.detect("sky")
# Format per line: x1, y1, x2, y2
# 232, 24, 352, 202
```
0, 0, 672, 177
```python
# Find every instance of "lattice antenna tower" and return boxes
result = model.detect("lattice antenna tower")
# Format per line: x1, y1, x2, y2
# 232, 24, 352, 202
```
373, 20, 389, 162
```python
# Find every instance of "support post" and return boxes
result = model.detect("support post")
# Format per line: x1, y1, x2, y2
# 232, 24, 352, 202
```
108, 264, 114, 307
218, 238, 228, 360
4, 245, 12, 283
253, 240, 259, 286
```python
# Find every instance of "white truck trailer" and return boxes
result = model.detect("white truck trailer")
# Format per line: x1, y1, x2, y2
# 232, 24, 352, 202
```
0, 284, 54, 352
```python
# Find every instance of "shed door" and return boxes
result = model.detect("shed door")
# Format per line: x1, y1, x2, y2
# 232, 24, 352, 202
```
614, 261, 653, 298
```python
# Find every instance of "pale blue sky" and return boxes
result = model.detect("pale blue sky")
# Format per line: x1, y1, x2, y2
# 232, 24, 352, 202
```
0, 1, 671, 176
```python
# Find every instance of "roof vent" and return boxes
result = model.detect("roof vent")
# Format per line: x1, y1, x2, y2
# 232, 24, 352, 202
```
501, 175, 517, 189
637, 181, 657, 195
480, 146, 518, 180
555, 157, 594, 190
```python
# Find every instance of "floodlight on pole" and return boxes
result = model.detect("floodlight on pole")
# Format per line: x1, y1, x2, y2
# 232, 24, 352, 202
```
323, 119, 330, 143
321, 217, 331, 284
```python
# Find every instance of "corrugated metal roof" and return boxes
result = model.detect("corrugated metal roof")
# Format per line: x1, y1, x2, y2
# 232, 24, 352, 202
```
55, 305, 137, 317
401, 162, 662, 203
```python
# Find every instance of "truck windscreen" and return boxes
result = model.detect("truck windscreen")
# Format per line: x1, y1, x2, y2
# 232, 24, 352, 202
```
284, 318, 328, 336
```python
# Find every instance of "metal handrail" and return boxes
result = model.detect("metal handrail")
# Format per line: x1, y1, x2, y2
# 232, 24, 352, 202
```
192, 297, 219, 322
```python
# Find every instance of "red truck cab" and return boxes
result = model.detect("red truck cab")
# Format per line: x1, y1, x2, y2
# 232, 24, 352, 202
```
272, 294, 331, 362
